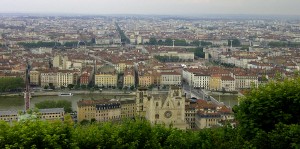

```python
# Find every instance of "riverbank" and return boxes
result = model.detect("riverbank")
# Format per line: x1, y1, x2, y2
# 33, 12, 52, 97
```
0, 90, 136, 97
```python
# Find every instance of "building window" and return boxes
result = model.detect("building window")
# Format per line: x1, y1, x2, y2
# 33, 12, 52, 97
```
155, 114, 159, 119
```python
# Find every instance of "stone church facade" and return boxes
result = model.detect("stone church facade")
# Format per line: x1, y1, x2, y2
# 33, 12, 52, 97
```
136, 86, 187, 130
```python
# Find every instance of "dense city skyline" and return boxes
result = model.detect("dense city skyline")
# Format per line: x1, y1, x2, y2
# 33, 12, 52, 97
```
0, 0, 300, 16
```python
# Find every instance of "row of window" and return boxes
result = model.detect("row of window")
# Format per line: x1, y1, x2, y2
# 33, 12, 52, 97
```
42, 115, 61, 118
0, 115, 17, 117
0, 117, 17, 121
186, 114, 195, 117
97, 115, 120, 119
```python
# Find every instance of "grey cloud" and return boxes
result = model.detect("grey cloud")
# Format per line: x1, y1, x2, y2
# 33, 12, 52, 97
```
0, 0, 299, 15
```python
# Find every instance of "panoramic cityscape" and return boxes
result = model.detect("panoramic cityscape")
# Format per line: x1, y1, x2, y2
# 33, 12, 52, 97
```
0, 0, 300, 148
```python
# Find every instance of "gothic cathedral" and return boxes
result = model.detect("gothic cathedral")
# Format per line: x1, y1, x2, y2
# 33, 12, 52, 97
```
136, 86, 187, 130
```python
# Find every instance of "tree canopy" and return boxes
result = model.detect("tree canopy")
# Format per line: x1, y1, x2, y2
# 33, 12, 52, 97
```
228, 39, 241, 47
0, 117, 240, 149
18, 41, 61, 48
234, 78, 300, 147
268, 41, 300, 48
187, 47, 205, 58
0, 77, 24, 92
35, 100, 72, 113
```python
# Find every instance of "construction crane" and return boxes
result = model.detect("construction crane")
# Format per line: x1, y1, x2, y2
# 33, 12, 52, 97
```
24, 60, 31, 111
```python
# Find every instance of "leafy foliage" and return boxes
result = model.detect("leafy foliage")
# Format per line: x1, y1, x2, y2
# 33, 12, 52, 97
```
268, 41, 300, 48
0, 77, 24, 92
145, 38, 189, 46
0, 118, 244, 149
187, 47, 205, 58
234, 78, 300, 142
190, 40, 212, 47
63, 41, 78, 47
18, 41, 61, 48
35, 100, 72, 113
228, 39, 241, 47
154, 55, 180, 62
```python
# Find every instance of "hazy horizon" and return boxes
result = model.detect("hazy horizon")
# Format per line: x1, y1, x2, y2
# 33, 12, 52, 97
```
0, 0, 300, 16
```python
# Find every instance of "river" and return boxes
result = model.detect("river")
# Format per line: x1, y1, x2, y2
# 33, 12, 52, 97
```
0, 93, 135, 111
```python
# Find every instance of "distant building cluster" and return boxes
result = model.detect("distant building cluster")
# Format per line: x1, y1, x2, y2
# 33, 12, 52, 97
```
0, 15, 300, 129
76, 87, 235, 130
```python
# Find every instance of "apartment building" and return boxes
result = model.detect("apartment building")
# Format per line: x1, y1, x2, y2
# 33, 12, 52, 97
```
39, 108, 65, 120
182, 68, 210, 89
220, 76, 235, 91
30, 70, 40, 86
80, 72, 90, 85
194, 72, 211, 89
182, 68, 198, 86
194, 100, 222, 129
160, 71, 181, 86
185, 100, 197, 129
77, 99, 136, 122
210, 74, 222, 91
40, 71, 57, 87
138, 72, 153, 87
0, 108, 65, 122
40, 70, 75, 87
123, 68, 135, 87
53, 55, 69, 70
115, 62, 127, 73
95, 102, 121, 122
120, 99, 136, 118
95, 73, 118, 88
57, 71, 75, 87
0, 111, 18, 122
153, 51, 194, 61
234, 74, 258, 89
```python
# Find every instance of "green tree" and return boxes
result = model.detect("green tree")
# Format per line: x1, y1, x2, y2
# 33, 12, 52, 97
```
0, 77, 24, 92
63, 41, 78, 47
35, 100, 72, 113
123, 86, 128, 93
81, 84, 87, 90
74, 84, 80, 90
149, 37, 157, 45
49, 83, 55, 90
164, 38, 173, 46
228, 39, 241, 47
234, 78, 300, 140
18, 41, 61, 48
67, 84, 74, 90
130, 85, 135, 91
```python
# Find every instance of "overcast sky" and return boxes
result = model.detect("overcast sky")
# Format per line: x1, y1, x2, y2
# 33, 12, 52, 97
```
0, 0, 300, 16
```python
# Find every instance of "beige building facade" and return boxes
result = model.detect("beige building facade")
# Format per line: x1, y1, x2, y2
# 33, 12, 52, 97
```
77, 99, 136, 122
95, 73, 118, 88
137, 86, 187, 130
40, 71, 75, 87
30, 70, 40, 86
123, 69, 135, 87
